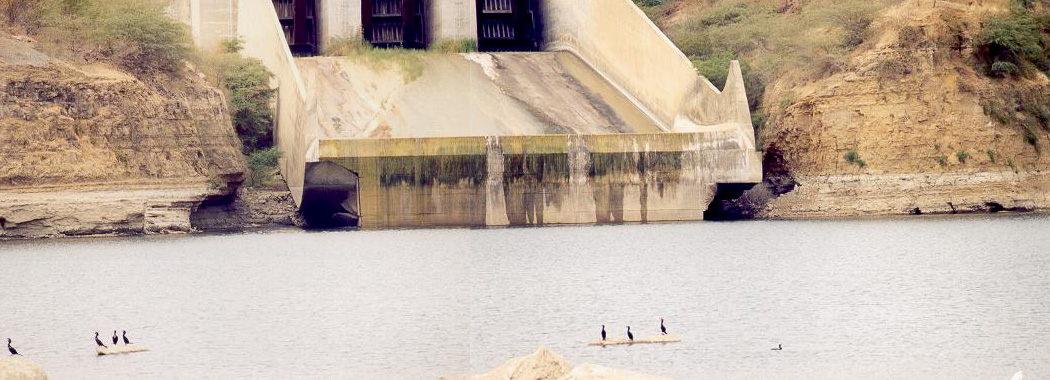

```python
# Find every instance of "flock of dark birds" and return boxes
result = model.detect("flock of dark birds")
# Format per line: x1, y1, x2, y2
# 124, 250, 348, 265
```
95, 330, 132, 348
600, 318, 670, 341
5, 331, 133, 356
599, 319, 783, 350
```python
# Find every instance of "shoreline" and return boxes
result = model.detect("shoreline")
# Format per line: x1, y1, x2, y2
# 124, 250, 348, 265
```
3, 209, 1046, 242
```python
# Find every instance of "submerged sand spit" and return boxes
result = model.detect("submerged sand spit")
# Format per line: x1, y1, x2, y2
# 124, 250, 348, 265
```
439, 347, 672, 380
0, 355, 48, 380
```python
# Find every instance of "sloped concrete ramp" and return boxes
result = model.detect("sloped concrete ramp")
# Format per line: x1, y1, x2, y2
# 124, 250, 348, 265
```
296, 52, 663, 140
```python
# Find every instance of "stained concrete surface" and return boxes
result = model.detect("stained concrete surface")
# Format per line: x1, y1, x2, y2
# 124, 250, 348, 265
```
296, 52, 663, 140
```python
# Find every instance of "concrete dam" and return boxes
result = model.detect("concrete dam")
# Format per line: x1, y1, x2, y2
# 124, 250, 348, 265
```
175, 0, 762, 228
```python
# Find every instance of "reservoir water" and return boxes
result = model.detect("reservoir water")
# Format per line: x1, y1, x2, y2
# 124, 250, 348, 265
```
1, 216, 1048, 379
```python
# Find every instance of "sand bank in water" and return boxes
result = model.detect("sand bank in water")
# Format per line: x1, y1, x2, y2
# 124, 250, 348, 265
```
439, 347, 673, 380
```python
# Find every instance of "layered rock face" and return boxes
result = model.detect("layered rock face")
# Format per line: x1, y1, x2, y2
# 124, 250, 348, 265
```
756, 0, 1050, 217
0, 35, 246, 238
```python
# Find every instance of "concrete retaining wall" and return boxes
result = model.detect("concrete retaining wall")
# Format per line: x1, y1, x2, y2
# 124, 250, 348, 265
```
237, 0, 315, 205
318, 132, 761, 228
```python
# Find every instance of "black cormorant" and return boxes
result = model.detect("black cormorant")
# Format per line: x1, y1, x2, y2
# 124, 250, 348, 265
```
122, 331, 131, 345
95, 332, 107, 348
600, 325, 606, 341
660, 318, 667, 335
7, 339, 18, 355
627, 326, 634, 341
771, 344, 782, 351
112, 331, 118, 345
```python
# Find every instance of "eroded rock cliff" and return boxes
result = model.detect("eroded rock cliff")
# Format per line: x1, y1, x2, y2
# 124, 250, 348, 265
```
0, 34, 246, 238
757, 0, 1050, 217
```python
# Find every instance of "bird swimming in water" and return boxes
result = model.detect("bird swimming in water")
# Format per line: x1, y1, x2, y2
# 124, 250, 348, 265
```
600, 325, 606, 341
122, 331, 131, 345
627, 326, 634, 341
95, 332, 107, 348
112, 331, 118, 345
660, 318, 667, 335
771, 344, 782, 351
7, 339, 18, 355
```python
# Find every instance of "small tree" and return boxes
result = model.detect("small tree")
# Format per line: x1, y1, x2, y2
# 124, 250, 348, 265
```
247, 147, 282, 187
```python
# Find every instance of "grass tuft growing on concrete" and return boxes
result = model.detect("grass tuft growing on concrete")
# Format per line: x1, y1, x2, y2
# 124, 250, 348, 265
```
324, 37, 426, 82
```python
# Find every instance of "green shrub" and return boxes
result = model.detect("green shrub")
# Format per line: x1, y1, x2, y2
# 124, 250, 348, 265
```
844, 150, 860, 163
1007, 157, 1017, 171
92, 0, 193, 74
830, 3, 878, 48
935, 156, 949, 167
981, 98, 1014, 124
246, 147, 282, 187
989, 61, 1021, 77
1022, 97, 1050, 129
203, 49, 276, 154
844, 150, 867, 168
7, 0, 193, 75
1024, 125, 1040, 146
956, 150, 969, 163
751, 111, 767, 130
977, 11, 1044, 76
987, 149, 997, 163
221, 37, 244, 54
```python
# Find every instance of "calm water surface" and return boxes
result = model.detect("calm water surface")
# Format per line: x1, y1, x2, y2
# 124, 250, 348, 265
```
1, 216, 1049, 379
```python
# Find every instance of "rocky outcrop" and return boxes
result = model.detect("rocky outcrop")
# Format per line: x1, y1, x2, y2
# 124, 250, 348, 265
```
751, 0, 1050, 217
0, 34, 246, 238
439, 348, 672, 380
0, 355, 48, 380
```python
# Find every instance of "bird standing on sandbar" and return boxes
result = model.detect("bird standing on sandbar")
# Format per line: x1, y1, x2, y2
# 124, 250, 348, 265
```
627, 326, 634, 341
95, 332, 107, 348
112, 331, 118, 345
660, 318, 667, 335
600, 325, 606, 341
7, 339, 18, 355
122, 331, 131, 345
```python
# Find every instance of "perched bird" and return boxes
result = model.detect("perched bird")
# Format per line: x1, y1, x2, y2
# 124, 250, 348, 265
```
122, 331, 131, 345
95, 332, 107, 348
7, 338, 18, 355
112, 331, 118, 345
660, 318, 667, 335
600, 325, 606, 341
627, 326, 634, 341
771, 344, 782, 351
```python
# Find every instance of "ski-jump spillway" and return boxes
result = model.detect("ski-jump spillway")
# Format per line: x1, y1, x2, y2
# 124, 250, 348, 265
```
180, 0, 761, 227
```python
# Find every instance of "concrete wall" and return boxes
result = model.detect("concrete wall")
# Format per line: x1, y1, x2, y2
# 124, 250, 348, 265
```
317, 0, 362, 53
170, 0, 238, 51
237, 0, 315, 205
542, 0, 755, 148
318, 132, 761, 228
316, 0, 477, 49
427, 0, 478, 45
